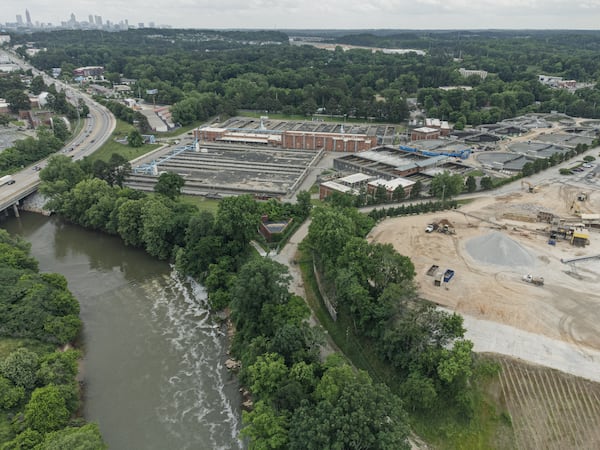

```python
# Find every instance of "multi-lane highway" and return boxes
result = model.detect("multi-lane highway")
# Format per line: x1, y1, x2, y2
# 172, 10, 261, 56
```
0, 50, 116, 214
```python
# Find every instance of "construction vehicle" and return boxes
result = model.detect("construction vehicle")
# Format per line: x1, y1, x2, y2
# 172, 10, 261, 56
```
521, 180, 538, 193
522, 274, 544, 286
437, 219, 456, 234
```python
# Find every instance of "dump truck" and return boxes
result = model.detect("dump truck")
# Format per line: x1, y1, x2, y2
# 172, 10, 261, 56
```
0, 175, 15, 186
522, 274, 544, 286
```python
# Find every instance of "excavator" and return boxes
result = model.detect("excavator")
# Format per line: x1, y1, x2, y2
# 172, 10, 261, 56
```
521, 180, 538, 193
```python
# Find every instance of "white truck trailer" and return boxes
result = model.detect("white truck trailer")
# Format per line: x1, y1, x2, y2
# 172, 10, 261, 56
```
0, 175, 15, 186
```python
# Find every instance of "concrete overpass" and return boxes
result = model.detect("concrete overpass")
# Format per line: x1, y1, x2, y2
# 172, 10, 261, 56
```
0, 50, 116, 216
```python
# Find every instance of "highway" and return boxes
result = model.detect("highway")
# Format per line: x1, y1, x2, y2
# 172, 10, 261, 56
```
0, 50, 116, 214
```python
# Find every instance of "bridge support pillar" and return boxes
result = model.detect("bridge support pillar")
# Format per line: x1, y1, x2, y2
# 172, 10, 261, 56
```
12, 203, 19, 218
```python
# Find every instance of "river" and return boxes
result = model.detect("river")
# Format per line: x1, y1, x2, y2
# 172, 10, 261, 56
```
1, 212, 243, 450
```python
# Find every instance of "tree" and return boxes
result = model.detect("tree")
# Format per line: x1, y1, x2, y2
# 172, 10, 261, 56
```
39, 155, 86, 201
1, 429, 43, 450
5, 89, 30, 112
30, 75, 46, 95
308, 207, 355, 267
230, 258, 292, 341
36, 350, 80, 386
240, 400, 289, 450
480, 176, 493, 190
392, 185, 406, 202
117, 198, 147, 247
0, 376, 25, 410
40, 423, 107, 450
410, 180, 422, 199
294, 190, 312, 219
430, 171, 464, 200
215, 194, 260, 247
466, 175, 477, 193
127, 129, 144, 147
246, 353, 289, 400
24, 385, 70, 434
0, 347, 39, 390
107, 153, 131, 187
140, 196, 178, 259
289, 360, 410, 450
51, 117, 71, 142
154, 172, 185, 199
521, 162, 534, 176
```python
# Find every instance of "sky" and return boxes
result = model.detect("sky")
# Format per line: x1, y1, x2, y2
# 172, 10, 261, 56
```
3, 0, 600, 30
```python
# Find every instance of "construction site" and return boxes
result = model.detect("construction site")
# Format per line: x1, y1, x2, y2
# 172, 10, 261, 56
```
369, 180, 600, 354
369, 179, 600, 449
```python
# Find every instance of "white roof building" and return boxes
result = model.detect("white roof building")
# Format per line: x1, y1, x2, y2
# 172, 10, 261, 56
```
368, 177, 416, 191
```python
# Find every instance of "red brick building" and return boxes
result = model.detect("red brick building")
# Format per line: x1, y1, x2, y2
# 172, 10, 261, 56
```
411, 127, 440, 141
195, 127, 376, 152
281, 131, 376, 152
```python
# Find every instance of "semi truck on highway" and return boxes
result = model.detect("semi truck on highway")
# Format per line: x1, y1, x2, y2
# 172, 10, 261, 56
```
0, 175, 15, 186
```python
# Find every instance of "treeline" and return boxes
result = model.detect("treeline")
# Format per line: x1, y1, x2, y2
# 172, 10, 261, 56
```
0, 127, 65, 175
308, 204, 480, 415
368, 199, 459, 221
12, 28, 600, 127
96, 99, 150, 132
0, 229, 106, 449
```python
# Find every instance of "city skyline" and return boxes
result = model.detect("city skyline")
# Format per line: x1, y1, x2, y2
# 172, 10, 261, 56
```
3, 1, 600, 30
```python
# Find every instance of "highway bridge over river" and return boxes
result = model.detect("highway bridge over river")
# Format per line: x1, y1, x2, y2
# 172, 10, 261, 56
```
0, 50, 115, 217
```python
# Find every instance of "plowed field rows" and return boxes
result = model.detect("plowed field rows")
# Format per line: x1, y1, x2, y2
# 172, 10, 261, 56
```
496, 357, 600, 450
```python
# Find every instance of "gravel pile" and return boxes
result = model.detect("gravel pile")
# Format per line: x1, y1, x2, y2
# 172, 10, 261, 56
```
466, 231, 535, 268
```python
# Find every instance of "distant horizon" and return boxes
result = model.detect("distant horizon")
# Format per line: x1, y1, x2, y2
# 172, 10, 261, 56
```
4, 0, 600, 31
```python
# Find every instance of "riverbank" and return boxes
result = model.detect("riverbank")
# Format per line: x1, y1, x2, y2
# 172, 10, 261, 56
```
1, 213, 243, 449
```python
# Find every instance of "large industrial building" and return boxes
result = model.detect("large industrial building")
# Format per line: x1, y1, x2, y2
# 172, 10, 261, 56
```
332, 146, 469, 180
194, 117, 399, 152
127, 141, 322, 198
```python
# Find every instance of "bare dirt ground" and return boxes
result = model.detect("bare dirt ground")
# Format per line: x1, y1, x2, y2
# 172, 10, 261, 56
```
369, 182, 600, 379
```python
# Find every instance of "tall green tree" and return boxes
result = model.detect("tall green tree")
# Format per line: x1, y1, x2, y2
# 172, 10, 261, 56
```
288, 359, 410, 450
5, 89, 30, 112
127, 129, 144, 147
24, 385, 71, 434
430, 171, 464, 200
466, 175, 477, 193
0, 348, 39, 390
154, 172, 185, 199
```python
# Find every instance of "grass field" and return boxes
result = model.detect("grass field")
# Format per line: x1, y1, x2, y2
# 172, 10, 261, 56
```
88, 119, 161, 162
180, 195, 220, 214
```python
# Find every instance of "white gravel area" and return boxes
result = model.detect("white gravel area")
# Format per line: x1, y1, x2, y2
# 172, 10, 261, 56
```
458, 311, 600, 383
465, 231, 536, 268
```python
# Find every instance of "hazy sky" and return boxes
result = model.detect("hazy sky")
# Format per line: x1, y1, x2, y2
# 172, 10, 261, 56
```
3, 0, 600, 30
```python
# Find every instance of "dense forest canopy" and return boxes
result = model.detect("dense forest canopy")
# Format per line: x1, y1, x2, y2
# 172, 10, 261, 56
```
7, 29, 600, 125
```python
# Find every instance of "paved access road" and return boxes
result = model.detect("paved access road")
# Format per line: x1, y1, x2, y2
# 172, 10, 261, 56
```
0, 50, 116, 211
